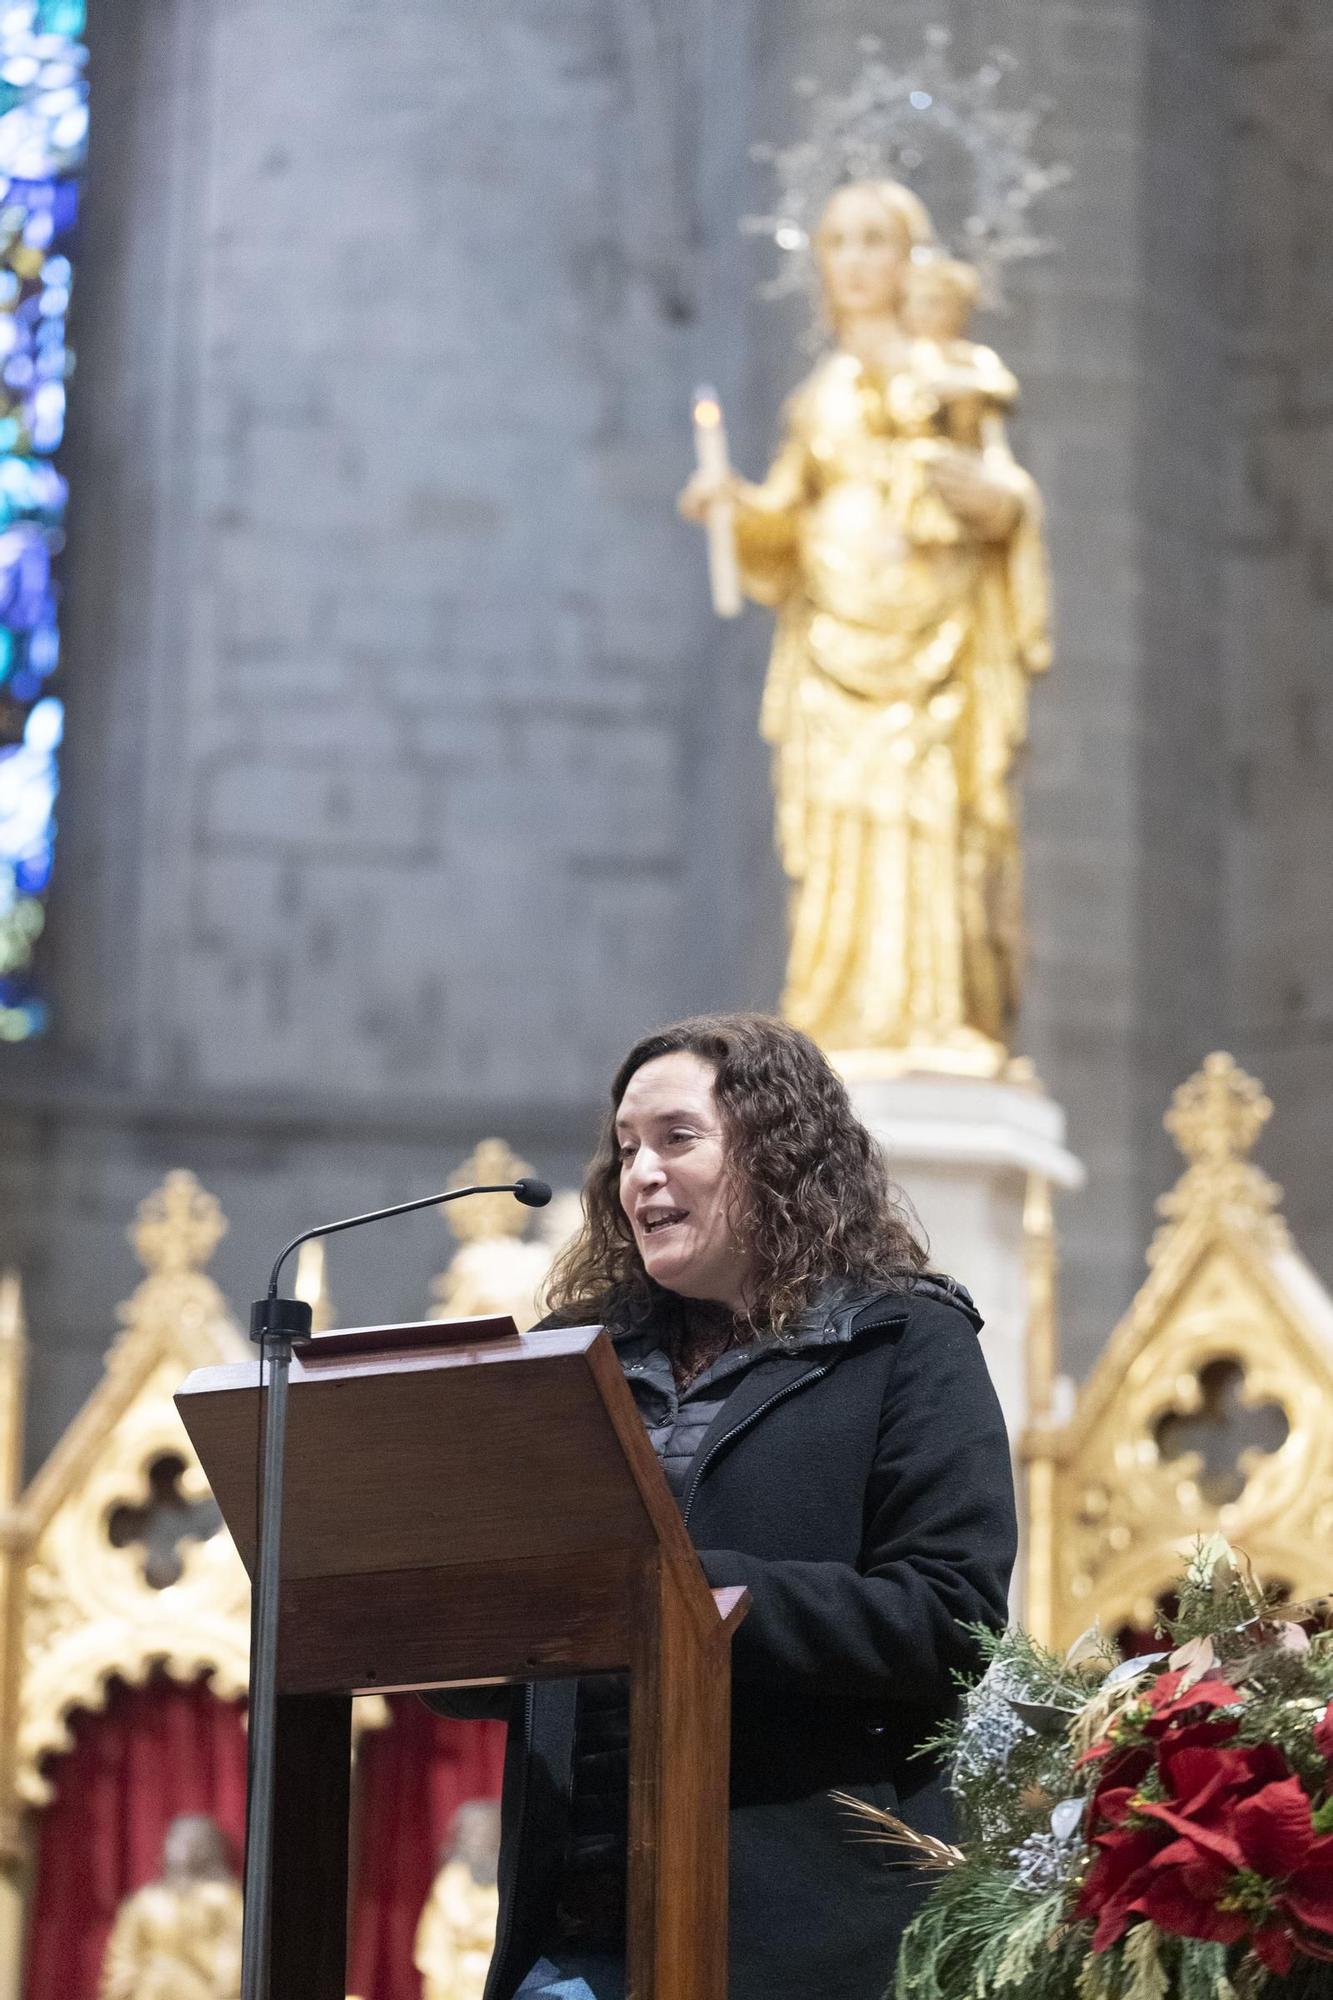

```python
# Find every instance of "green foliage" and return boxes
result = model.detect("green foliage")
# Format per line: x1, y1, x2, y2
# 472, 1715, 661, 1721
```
890, 1544, 1333, 2000
1176, 1941, 1238, 2000
1161, 1537, 1271, 1646
892, 1868, 1079, 2000
934, 1623, 1100, 1863
1120, 1924, 1168, 2000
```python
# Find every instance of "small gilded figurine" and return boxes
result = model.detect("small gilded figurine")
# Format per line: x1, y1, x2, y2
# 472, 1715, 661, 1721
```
99, 1814, 242, 2000
680, 181, 1051, 1075
414, 1799, 503, 2000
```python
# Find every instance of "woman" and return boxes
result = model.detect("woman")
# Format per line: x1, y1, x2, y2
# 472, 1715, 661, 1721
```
680, 182, 1050, 1073
435, 1012, 1016, 2000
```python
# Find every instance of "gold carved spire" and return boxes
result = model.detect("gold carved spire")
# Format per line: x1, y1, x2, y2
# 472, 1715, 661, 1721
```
1024, 1055, 1333, 1648
429, 1139, 553, 1331
101, 1171, 231, 1377
444, 1138, 533, 1245
130, 1168, 227, 1278
1151, 1052, 1286, 1260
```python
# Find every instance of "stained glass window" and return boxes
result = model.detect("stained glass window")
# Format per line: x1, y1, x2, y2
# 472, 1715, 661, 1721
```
0, 0, 86, 1042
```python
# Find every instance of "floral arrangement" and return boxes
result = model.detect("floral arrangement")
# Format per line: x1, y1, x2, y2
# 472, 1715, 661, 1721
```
857, 1541, 1333, 2000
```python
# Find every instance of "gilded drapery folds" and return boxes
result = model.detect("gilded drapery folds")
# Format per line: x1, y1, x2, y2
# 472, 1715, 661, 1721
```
733, 188, 1050, 1075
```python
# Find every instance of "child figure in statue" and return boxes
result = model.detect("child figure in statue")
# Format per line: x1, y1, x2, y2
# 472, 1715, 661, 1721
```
680, 182, 1051, 1073
901, 252, 1019, 432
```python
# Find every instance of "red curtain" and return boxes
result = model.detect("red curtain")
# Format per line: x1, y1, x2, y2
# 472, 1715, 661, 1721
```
24, 1678, 504, 2000
347, 1697, 506, 2000
25, 1672, 248, 2000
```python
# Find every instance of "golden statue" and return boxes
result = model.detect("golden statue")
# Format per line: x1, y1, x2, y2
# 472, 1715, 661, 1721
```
99, 1814, 242, 2000
413, 1800, 502, 2000
681, 181, 1051, 1074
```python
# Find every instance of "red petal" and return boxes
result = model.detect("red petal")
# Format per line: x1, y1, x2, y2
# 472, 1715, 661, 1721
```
1145, 1676, 1244, 1730
1159, 1737, 1286, 1809
1076, 1831, 1164, 1942
1251, 1925, 1296, 1975
1089, 1751, 1154, 1823
1282, 1872, 1333, 1935
1137, 1800, 1244, 1868
1234, 1779, 1314, 1878
1094, 1786, 1137, 1828
1089, 1901, 1135, 1952
1132, 1868, 1248, 1944
1160, 1745, 1242, 1815
1315, 1703, 1333, 1761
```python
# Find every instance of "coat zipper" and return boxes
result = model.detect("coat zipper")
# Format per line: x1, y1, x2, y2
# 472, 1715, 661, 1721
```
682, 1361, 833, 1528
488, 1682, 534, 1995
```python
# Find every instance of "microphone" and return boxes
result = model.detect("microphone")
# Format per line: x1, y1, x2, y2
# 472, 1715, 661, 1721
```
250, 1176, 554, 1339
238, 1166, 552, 2000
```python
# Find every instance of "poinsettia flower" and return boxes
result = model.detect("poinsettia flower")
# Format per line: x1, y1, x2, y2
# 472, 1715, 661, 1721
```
1143, 1672, 1245, 1733
1130, 1851, 1250, 1948
1078, 1736, 1324, 1961
1138, 1742, 1292, 1867
1076, 1672, 1244, 1778
1130, 1762, 1333, 1964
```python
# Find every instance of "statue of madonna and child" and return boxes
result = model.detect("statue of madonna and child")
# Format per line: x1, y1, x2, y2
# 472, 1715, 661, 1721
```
681, 178, 1051, 1078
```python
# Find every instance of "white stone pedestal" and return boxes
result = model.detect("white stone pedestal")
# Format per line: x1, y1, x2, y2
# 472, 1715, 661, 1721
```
846, 1071, 1085, 1451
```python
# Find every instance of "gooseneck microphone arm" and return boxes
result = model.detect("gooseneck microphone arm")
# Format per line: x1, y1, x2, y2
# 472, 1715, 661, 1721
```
240, 1172, 552, 2000
255, 1177, 554, 1328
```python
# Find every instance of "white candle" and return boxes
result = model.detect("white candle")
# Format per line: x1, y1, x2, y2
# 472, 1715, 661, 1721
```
692, 384, 742, 619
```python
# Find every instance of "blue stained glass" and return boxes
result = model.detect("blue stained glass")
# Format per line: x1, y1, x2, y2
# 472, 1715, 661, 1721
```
0, 2, 83, 1043
37, 5, 86, 35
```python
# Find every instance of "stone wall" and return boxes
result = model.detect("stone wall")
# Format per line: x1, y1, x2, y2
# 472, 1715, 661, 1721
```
0, 0, 1324, 1464
1223, 0, 1333, 1277
11, 0, 755, 1466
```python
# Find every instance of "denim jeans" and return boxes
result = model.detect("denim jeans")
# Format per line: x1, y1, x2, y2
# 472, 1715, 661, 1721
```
512, 1949, 627, 2000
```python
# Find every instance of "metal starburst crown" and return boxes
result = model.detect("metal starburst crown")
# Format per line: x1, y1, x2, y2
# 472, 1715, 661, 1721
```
744, 27, 1069, 309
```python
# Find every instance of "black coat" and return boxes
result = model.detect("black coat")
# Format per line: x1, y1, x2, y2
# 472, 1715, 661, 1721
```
437, 1279, 1017, 2000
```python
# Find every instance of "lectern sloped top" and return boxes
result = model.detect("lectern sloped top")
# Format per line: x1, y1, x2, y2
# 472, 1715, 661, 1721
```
175, 1318, 726, 1697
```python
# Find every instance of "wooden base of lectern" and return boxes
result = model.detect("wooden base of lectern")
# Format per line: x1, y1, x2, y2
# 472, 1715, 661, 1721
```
178, 1319, 747, 2000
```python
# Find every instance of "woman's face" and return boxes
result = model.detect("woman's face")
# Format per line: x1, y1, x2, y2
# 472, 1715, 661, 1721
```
816, 184, 910, 320
615, 1050, 752, 1312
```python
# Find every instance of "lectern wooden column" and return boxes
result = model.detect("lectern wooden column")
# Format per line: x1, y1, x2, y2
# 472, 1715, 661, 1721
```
176, 1319, 748, 2000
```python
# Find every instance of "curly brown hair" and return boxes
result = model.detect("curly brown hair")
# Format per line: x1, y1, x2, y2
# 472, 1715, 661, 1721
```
542, 1012, 926, 1337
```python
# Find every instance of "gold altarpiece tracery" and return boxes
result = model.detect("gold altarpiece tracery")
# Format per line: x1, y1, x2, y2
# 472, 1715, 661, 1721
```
0, 1074, 1330, 1984
0, 1149, 563, 1993
1023, 1053, 1333, 1648
0, 1172, 252, 1997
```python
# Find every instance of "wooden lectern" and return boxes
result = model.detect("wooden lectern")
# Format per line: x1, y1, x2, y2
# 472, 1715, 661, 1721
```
176, 1319, 748, 2000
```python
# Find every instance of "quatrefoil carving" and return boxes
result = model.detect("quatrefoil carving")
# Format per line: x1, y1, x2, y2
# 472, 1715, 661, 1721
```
106, 1453, 223, 1590
1153, 1357, 1288, 1506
